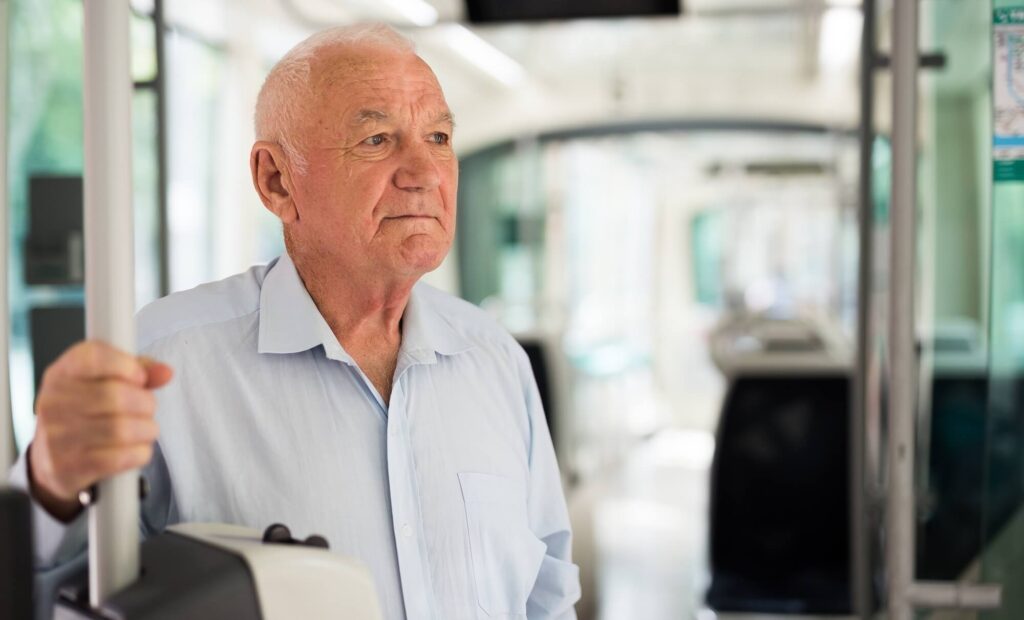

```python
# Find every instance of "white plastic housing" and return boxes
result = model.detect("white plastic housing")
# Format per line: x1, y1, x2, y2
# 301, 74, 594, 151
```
168, 523, 383, 620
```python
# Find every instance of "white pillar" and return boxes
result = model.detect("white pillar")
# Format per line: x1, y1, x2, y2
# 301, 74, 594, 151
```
82, 0, 139, 606
887, 1, 919, 619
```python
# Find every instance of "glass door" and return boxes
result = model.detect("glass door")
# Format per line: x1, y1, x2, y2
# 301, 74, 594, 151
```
873, 0, 1019, 617
980, 3, 1024, 618
0, 0, 12, 472
914, 0, 993, 592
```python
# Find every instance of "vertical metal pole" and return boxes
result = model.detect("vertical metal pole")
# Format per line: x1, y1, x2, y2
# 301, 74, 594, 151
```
0, 0, 12, 473
888, 1, 919, 619
853, 0, 876, 615
153, 0, 170, 297
83, 1, 140, 606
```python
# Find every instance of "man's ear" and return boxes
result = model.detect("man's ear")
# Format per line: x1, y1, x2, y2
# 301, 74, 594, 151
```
250, 141, 299, 224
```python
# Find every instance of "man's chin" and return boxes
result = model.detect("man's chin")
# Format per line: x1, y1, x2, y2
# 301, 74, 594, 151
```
395, 242, 449, 277
399, 254, 446, 276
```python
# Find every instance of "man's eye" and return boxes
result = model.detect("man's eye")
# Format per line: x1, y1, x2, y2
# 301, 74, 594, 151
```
429, 133, 450, 145
363, 134, 386, 146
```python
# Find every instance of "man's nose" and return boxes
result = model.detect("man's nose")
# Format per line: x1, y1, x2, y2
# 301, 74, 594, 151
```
394, 143, 441, 192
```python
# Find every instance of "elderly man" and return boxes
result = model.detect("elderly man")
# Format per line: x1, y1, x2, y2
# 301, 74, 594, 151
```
9, 24, 580, 619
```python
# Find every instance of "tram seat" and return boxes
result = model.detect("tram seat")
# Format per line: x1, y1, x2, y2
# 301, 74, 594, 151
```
706, 373, 850, 614
919, 369, 987, 580
704, 317, 1016, 613
920, 367, 1024, 580
515, 335, 560, 453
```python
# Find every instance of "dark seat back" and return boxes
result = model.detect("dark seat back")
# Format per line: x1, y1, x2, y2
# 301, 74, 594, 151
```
707, 374, 850, 614
517, 338, 557, 449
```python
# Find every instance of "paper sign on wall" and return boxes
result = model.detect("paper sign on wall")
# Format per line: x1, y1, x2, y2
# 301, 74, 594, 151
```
994, 8, 1024, 181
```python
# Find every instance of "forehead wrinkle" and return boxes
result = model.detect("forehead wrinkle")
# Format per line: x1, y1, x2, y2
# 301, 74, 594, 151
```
347, 98, 452, 127
352, 109, 389, 125
313, 64, 451, 136
434, 111, 455, 129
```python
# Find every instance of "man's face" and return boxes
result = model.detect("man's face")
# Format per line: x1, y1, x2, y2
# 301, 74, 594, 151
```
286, 49, 457, 280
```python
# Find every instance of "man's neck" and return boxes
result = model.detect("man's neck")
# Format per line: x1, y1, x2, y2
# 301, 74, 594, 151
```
290, 253, 415, 349
291, 253, 417, 404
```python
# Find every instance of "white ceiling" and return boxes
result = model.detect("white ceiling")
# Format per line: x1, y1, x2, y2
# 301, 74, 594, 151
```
159, 0, 866, 153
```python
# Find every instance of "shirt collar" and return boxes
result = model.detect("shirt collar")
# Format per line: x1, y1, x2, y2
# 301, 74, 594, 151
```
257, 253, 341, 358
400, 282, 475, 363
257, 253, 474, 363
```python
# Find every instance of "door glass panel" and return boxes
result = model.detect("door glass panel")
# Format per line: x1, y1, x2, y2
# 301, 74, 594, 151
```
5, 0, 163, 455
5, 0, 86, 453
915, 0, 994, 590
981, 1, 1024, 617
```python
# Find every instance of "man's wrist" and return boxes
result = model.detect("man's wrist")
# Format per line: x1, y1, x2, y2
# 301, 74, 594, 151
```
26, 443, 83, 523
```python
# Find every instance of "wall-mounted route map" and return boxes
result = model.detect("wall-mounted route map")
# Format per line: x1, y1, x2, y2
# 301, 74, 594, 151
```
994, 8, 1024, 181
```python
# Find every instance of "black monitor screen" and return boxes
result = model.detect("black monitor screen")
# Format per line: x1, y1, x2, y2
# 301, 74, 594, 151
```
465, 0, 681, 23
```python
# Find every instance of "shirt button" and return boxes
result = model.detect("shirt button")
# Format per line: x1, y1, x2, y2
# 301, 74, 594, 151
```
389, 425, 398, 437
401, 523, 413, 538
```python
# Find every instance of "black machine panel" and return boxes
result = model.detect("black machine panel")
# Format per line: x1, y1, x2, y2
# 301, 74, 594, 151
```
56, 531, 262, 620
0, 489, 33, 620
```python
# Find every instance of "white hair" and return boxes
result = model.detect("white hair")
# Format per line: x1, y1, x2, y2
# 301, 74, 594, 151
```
254, 23, 416, 173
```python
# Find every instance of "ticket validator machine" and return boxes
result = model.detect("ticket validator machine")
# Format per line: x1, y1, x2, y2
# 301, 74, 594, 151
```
3, 4, 383, 618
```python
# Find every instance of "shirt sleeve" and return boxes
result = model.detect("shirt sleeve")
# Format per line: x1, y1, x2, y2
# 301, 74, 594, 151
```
139, 441, 180, 536
7, 447, 88, 569
7, 441, 177, 567
514, 344, 582, 619
7, 440, 177, 618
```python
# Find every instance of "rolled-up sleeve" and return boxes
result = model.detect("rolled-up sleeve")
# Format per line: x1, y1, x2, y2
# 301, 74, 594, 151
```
515, 346, 582, 619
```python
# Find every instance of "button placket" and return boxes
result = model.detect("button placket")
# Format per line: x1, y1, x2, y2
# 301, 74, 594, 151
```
386, 384, 432, 618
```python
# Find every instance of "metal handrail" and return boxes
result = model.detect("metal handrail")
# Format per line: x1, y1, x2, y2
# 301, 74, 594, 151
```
852, 0, 877, 614
885, 1, 920, 614
887, 1, 1001, 616
82, 1, 140, 606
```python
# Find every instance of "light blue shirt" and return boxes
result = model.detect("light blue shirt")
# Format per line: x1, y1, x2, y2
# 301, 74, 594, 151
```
10, 253, 580, 619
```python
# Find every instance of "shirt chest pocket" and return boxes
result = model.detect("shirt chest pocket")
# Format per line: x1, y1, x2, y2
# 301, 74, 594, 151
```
458, 472, 547, 618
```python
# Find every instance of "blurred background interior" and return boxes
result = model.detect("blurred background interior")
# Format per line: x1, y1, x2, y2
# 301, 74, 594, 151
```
3, 0, 1024, 619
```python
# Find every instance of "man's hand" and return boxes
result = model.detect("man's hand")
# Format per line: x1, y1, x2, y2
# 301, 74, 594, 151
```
28, 341, 173, 522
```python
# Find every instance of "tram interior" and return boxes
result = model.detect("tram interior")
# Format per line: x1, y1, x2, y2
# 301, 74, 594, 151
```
4, 0, 1024, 619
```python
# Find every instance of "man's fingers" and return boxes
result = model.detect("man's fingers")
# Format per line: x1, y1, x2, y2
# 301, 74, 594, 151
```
94, 381, 157, 418
32, 427, 158, 504
48, 341, 147, 386
81, 417, 160, 449
139, 357, 174, 389
38, 380, 156, 419
30, 343, 169, 516
86, 444, 155, 477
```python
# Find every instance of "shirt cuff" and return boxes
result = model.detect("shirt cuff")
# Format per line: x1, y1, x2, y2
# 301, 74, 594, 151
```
7, 448, 88, 568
